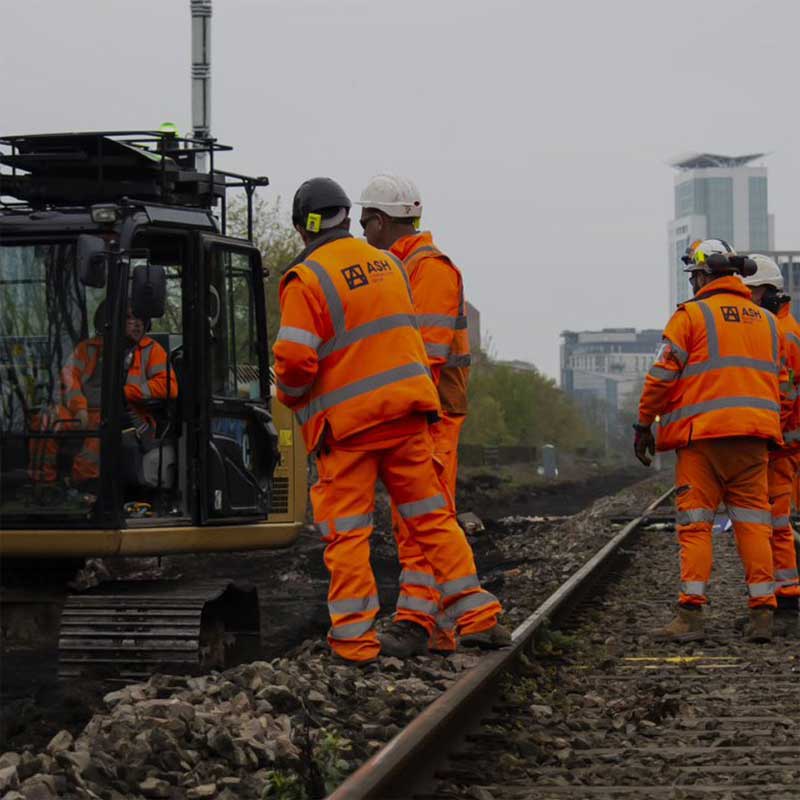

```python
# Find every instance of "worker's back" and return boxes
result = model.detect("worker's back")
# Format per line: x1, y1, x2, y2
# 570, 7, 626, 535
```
657, 275, 782, 449
279, 235, 440, 451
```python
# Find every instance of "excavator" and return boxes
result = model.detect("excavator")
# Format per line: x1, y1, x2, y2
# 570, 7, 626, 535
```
0, 130, 307, 679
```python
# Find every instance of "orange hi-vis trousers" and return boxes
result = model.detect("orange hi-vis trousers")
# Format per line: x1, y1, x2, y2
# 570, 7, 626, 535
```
768, 454, 800, 601
312, 421, 501, 662
675, 438, 776, 610
392, 413, 465, 652
28, 406, 101, 484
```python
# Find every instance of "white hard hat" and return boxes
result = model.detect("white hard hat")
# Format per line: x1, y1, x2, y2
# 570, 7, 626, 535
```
681, 238, 736, 272
357, 174, 422, 219
741, 254, 784, 291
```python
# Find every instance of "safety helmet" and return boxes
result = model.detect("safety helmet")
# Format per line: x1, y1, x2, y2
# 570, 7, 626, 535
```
357, 174, 422, 220
740, 254, 784, 291
681, 239, 735, 272
292, 177, 351, 233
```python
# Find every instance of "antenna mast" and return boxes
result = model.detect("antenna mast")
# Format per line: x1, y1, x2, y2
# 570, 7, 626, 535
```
191, 0, 212, 171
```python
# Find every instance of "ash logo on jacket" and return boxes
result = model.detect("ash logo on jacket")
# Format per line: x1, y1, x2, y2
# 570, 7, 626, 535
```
342, 264, 368, 290
720, 306, 741, 323
341, 260, 394, 290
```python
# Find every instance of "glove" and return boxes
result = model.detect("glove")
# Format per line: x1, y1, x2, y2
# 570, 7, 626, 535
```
633, 424, 655, 467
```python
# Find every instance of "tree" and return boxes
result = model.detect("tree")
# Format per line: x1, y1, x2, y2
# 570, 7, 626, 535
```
227, 195, 302, 356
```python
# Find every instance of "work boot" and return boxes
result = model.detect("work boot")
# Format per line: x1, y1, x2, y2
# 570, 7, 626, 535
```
651, 605, 705, 642
379, 621, 429, 657
744, 607, 774, 643
460, 622, 512, 650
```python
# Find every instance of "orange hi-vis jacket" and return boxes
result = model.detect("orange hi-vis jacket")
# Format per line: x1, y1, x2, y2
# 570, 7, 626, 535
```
776, 301, 800, 449
390, 232, 471, 415
273, 232, 441, 452
62, 335, 177, 417
639, 276, 789, 452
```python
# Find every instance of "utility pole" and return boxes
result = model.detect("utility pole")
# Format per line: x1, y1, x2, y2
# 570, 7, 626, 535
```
191, 0, 212, 171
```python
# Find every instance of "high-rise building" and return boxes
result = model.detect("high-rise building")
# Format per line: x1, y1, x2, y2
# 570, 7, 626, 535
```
667, 152, 774, 309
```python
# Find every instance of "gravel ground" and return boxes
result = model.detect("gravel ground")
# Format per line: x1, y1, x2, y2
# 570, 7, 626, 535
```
431, 495, 800, 799
0, 468, 661, 799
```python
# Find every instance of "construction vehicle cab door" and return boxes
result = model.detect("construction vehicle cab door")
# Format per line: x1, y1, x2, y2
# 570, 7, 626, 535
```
197, 234, 277, 523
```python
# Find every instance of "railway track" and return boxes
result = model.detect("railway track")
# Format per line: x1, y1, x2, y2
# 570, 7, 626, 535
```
329, 487, 800, 800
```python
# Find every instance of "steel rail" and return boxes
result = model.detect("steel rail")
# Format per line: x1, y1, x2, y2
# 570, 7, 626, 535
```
327, 485, 676, 800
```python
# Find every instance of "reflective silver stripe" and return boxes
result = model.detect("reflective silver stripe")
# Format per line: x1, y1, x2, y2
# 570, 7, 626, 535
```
444, 589, 498, 620
399, 569, 438, 588
68, 357, 87, 371
665, 338, 688, 366
335, 512, 373, 532
682, 357, 778, 378
318, 314, 418, 359
277, 326, 322, 349
787, 332, 800, 350
772, 515, 791, 528
648, 365, 680, 382
676, 508, 716, 525
317, 521, 330, 536
386, 251, 415, 305
418, 314, 457, 329
305, 259, 346, 336
775, 568, 799, 582
748, 582, 775, 598
277, 380, 311, 398
397, 493, 446, 519
406, 246, 438, 260
139, 382, 152, 399
148, 363, 167, 376
727, 506, 772, 525
436, 612, 456, 631
396, 593, 439, 616
79, 449, 101, 465
681, 581, 706, 595
425, 342, 450, 358
660, 396, 780, 427
766, 308, 779, 363
328, 594, 379, 616
785, 429, 800, 443
329, 619, 375, 640
295, 362, 430, 425
445, 354, 471, 368
439, 573, 481, 597
63, 389, 82, 403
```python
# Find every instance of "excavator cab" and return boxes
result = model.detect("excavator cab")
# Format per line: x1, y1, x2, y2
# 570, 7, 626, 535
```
0, 132, 307, 676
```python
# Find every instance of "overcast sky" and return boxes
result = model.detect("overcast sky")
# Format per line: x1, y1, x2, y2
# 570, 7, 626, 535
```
3, 0, 797, 378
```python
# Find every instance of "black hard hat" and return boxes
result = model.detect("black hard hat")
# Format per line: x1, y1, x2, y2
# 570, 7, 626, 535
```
292, 177, 351, 232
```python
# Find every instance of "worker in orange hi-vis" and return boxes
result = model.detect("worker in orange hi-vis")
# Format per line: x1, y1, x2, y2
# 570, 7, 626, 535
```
636, 239, 792, 644
29, 301, 177, 487
356, 174, 471, 657
742, 254, 800, 634
273, 177, 510, 664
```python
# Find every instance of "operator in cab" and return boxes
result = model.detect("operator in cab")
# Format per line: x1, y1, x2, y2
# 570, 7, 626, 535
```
635, 239, 790, 644
31, 302, 177, 491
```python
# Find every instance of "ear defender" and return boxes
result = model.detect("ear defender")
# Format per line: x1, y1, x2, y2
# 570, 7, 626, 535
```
306, 213, 322, 233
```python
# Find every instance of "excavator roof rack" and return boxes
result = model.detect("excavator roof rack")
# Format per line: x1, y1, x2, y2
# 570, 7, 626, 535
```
0, 130, 269, 214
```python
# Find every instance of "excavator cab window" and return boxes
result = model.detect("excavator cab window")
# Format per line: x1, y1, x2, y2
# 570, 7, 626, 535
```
0, 240, 107, 521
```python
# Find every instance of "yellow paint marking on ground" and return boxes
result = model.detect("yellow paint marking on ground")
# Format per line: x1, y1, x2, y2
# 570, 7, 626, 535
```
623, 656, 739, 664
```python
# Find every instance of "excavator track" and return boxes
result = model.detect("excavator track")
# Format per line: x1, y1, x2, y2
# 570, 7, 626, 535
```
58, 580, 260, 681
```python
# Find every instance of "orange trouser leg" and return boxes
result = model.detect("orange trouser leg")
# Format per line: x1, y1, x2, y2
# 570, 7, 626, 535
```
715, 440, 776, 609
675, 445, 722, 607
768, 455, 800, 600
381, 426, 501, 638
675, 439, 775, 609
312, 446, 382, 662
392, 415, 465, 650
72, 410, 102, 483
